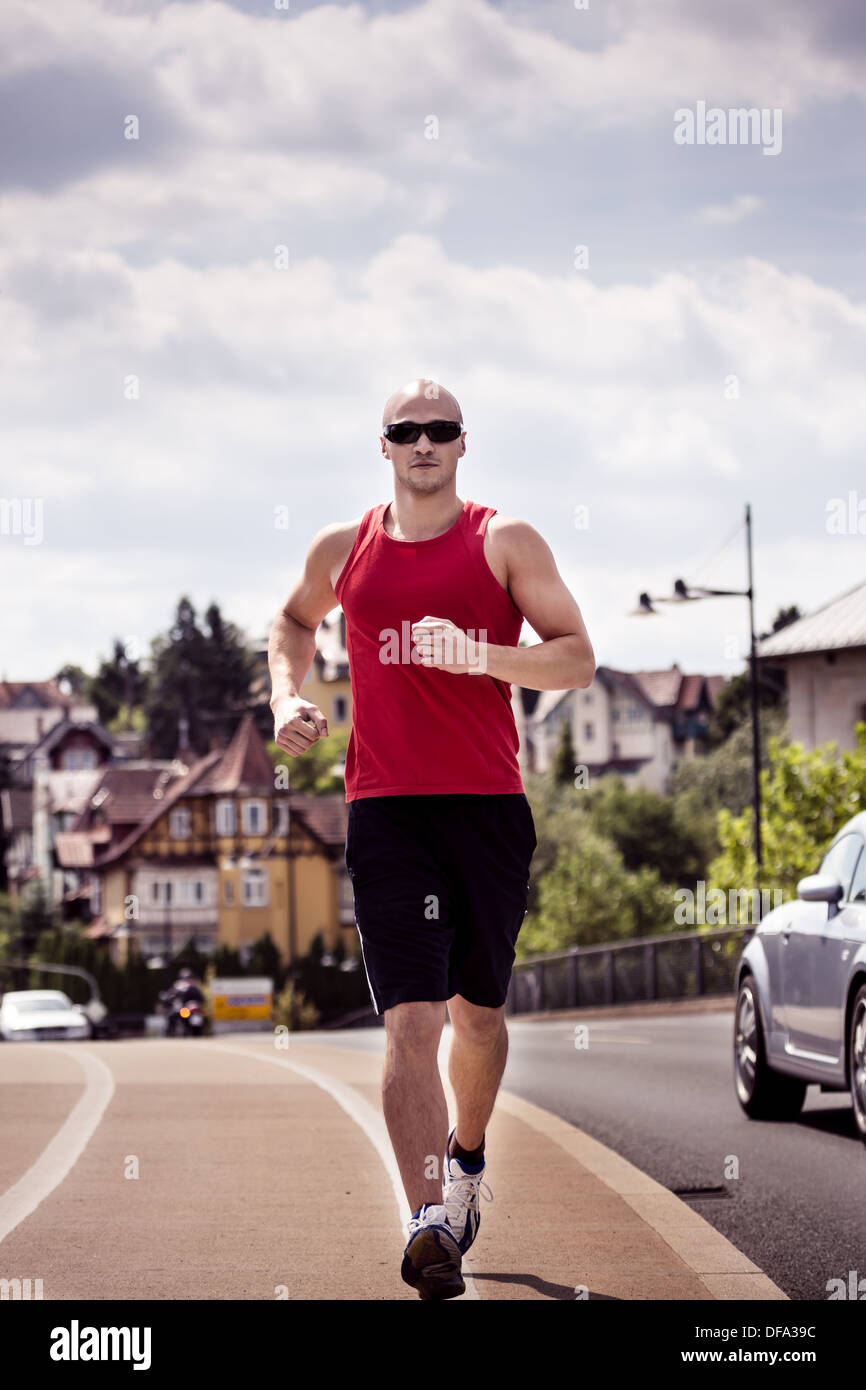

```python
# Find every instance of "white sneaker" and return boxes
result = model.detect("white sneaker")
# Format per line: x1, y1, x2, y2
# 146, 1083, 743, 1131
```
401, 1203, 465, 1300
442, 1127, 494, 1254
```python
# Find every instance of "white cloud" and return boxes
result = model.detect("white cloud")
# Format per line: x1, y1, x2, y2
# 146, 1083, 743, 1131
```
696, 193, 764, 224
1, 0, 864, 682
1, 229, 863, 677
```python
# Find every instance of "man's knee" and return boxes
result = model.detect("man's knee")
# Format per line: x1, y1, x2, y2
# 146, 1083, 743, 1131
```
447, 994, 506, 1045
384, 999, 446, 1051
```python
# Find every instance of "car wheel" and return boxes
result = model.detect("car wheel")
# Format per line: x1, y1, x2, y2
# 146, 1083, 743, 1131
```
848, 986, 866, 1146
734, 976, 807, 1120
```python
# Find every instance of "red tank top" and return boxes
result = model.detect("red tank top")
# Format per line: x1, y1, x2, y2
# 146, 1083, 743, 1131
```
334, 498, 526, 801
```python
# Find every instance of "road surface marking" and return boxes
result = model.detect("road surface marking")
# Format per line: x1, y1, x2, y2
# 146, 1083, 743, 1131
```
0, 1046, 115, 1247
207, 1041, 481, 1300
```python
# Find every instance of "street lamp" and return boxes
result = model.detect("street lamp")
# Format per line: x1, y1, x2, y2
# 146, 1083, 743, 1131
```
632, 502, 763, 917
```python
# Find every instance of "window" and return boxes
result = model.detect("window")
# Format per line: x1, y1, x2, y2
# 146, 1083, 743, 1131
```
333, 696, 347, 722
273, 801, 290, 835
583, 723, 594, 741
224, 879, 234, 906
152, 880, 160, 903
62, 748, 97, 770
242, 867, 268, 906
215, 800, 235, 835
819, 834, 865, 901
172, 879, 206, 907
849, 848, 865, 905
170, 809, 191, 839
242, 800, 268, 835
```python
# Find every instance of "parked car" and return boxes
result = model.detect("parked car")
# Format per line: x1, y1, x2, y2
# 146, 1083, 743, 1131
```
734, 811, 866, 1142
0, 990, 91, 1041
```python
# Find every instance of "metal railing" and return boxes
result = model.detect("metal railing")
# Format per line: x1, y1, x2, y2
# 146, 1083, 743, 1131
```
506, 926, 755, 1015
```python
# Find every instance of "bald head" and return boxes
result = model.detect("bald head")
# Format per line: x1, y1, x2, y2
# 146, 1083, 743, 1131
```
381, 378, 462, 429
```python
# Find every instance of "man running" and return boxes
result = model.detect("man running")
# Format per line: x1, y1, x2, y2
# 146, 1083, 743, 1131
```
268, 378, 595, 1300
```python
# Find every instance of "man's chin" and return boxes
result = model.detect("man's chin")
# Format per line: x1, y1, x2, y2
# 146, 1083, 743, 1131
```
406, 470, 448, 491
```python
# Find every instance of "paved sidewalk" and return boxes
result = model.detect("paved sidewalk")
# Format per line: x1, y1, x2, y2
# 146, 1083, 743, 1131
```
0, 1033, 786, 1301
246, 1033, 787, 1301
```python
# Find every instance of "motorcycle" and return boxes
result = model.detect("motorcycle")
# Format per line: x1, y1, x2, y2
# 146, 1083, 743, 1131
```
167, 999, 205, 1037
159, 987, 206, 1038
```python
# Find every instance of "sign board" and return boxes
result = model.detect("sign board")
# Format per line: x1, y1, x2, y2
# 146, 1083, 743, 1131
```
211, 976, 273, 1021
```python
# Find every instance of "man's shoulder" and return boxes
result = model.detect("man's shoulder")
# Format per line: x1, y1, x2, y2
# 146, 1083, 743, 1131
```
317, 511, 380, 591
314, 514, 370, 547
485, 513, 544, 549
312, 513, 371, 564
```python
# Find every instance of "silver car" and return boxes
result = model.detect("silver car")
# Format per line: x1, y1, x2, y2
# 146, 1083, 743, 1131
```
0, 989, 91, 1041
734, 810, 866, 1142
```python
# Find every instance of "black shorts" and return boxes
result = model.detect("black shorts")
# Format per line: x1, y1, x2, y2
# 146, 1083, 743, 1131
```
344, 793, 537, 1015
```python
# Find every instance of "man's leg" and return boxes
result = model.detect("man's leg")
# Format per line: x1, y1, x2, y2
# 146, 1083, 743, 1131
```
382, 999, 448, 1212
446, 994, 508, 1153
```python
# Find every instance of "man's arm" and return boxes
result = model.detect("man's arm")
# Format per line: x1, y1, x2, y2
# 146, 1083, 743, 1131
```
480, 518, 595, 690
268, 522, 347, 755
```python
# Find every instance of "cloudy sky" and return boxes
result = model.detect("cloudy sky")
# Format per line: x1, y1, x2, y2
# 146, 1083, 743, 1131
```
2, 0, 864, 687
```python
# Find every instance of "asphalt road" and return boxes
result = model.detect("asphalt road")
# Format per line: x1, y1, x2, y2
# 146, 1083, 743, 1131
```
1, 1009, 860, 1301
309, 1008, 866, 1302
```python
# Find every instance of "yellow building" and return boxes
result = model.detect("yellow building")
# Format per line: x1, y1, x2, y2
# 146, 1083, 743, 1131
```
253, 610, 353, 736
87, 713, 356, 968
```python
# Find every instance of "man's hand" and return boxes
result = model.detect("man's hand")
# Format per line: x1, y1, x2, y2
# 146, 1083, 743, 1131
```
272, 695, 329, 756
411, 616, 481, 674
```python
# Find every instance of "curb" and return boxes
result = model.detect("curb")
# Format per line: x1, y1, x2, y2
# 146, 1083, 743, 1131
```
496, 1086, 787, 1300
511, 994, 737, 1024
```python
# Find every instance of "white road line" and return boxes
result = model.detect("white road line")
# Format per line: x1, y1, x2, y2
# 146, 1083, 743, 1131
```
564, 1034, 651, 1044
0, 1046, 115, 1247
207, 1040, 481, 1301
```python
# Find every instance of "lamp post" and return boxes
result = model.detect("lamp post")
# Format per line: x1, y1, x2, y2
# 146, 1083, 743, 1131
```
632, 503, 763, 918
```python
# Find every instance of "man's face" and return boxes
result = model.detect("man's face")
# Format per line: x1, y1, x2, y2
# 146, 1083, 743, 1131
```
380, 397, 466, 493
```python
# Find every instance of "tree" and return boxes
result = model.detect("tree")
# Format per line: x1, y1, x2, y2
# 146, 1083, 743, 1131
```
707, 604, 799, 747
551, 717, 577, 787
54, 664, 90, 698
0, 750, 14, 892
670, 705, 789, 866
266, 726, 350, 796
518, 771, 682, 950
212, 943, 244, 977
586, 776, 706, 883
517, 825, 674, 955
246, 931, 287, 990
170, 936, 210, 981
14, 881, 58, 957
146, 598, 259, 758
709, 722, 866, 911
88, 640, 148, 729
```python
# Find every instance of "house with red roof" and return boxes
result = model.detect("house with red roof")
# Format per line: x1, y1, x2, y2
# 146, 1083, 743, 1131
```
70, 713, 354, 970
522, 663, 724, 794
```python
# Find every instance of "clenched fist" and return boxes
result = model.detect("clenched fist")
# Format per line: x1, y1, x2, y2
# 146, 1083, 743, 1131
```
272, 696, 329, 756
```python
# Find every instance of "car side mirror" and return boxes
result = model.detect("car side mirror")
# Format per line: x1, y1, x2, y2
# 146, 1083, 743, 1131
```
797, 874, 844, 918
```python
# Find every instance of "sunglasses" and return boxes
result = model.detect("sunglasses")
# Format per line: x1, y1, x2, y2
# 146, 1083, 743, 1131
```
383, 419, 464, 445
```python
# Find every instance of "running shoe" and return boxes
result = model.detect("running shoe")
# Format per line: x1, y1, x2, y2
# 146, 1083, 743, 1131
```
401, 1202, 465, 1300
